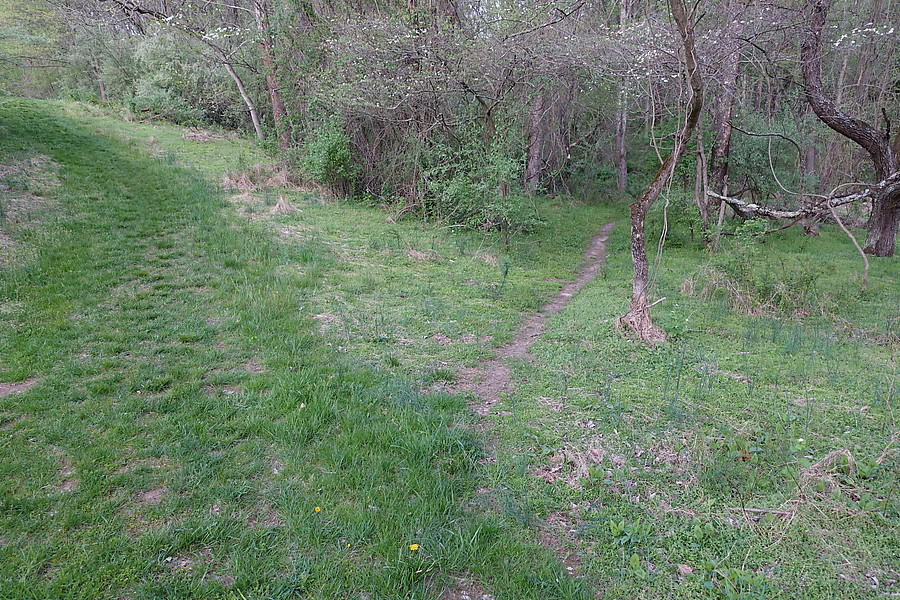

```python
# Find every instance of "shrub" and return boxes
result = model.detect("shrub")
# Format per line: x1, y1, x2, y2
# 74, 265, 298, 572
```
301, 122, 356, 197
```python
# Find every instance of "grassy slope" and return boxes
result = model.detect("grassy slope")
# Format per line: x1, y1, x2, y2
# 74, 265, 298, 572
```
0, 99, 598, 600
2, 98, 898, 600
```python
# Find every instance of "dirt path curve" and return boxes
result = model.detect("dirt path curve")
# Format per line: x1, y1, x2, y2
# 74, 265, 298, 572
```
457, 222, 615, 415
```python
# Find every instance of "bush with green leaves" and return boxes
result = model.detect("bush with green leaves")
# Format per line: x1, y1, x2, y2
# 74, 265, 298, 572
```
126, 35, 247, 128
301, 121, 356, 197
422, 120, 541, 242
691, 219, 826, 313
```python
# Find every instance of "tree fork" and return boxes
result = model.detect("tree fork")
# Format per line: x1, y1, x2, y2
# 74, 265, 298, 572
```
801, 0, 900, 256
620, 0, 702, 343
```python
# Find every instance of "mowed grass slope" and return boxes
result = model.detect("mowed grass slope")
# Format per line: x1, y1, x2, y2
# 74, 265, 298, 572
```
0, 98, 593, 600
3, 97, 898, 600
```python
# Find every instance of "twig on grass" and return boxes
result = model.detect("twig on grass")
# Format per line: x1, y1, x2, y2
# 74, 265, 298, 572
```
725, 507, 791, 516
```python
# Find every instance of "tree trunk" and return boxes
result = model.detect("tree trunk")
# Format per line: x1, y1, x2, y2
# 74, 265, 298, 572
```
524, 90, 546, 195
615, 84, 628, 194
708, 0, 739, 198
255, 0, 292, 149
620, 0, 703, 343
221, 57, 266, 143
864, 182, 900, 256
801, 0, 900, 256
93, 66, 108, 102
695, 120, 709, 227
614, 0, 629, 195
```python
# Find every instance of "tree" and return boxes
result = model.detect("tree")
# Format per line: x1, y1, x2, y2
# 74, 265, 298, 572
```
801, 0, 900, 257
83, 0, 280, 142
253, 0, 291, 148
620, 0, 702, 343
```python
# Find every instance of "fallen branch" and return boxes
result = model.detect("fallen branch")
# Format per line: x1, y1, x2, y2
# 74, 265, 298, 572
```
708, 190, 862, 221
708, 172, 900, 222
647, 296, 667, 309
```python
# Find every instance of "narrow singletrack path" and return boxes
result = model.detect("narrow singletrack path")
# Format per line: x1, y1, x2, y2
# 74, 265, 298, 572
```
457, 222, 615, 415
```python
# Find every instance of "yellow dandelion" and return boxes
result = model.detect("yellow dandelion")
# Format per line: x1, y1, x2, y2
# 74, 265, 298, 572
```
409, 544, 419, 551
314, 506, 321, 513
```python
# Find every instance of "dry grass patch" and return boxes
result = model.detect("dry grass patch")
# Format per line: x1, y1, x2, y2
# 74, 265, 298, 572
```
407, 248, 442, 261
222, 162, 301, 192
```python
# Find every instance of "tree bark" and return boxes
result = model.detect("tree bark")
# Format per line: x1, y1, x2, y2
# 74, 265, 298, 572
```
93, 65, 108, 102
524, 89, 546, 195
708, 0, 739, 208
695, 120, 709, 227
801, 0, 900, 256
254, 0, 292, 149
620, 0, 703, 343
220, 52, 266, 143
615, 84, 628, 194
614, 0, 629, 195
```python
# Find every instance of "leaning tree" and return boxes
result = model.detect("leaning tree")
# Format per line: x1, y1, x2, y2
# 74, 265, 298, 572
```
801, 0, 900, 257
620, 0, 703, 343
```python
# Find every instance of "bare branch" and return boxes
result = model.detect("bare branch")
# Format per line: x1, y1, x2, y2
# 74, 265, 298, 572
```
828, 198, 868, 292
708, 172, 900, 220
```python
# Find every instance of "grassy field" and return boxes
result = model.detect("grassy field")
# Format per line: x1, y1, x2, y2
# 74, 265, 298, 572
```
1, 98, 898, 599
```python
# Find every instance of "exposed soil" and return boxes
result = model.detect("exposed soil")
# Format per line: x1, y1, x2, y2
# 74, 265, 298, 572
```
456, 223, 614, 415
452, 223, 614, 585
138, 487, 166, 505
0, 377, 38, 398
435, 573, 494, 600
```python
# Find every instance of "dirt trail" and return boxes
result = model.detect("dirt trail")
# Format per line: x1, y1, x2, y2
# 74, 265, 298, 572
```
457, 222, 614, 415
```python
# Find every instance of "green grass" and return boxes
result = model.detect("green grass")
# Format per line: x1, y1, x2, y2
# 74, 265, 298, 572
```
486, 210, 900, 598
2, 98, 899, 600
0, 99, 597, 600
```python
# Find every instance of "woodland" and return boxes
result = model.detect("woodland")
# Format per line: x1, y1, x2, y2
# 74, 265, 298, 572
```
1, 0, 899, 598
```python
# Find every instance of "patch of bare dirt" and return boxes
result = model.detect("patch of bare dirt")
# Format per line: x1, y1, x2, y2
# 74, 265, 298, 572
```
52, 454, 77, 493
248, 508, 283, 529
541, 511, 584, 576
139, 487, 166, 505
0, 377, 38, 398
455, 223, 614, 416
432, 332, 452, 346
434, 573, 494, 600
165, 547, 221, 577
244, 358, 265, 373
